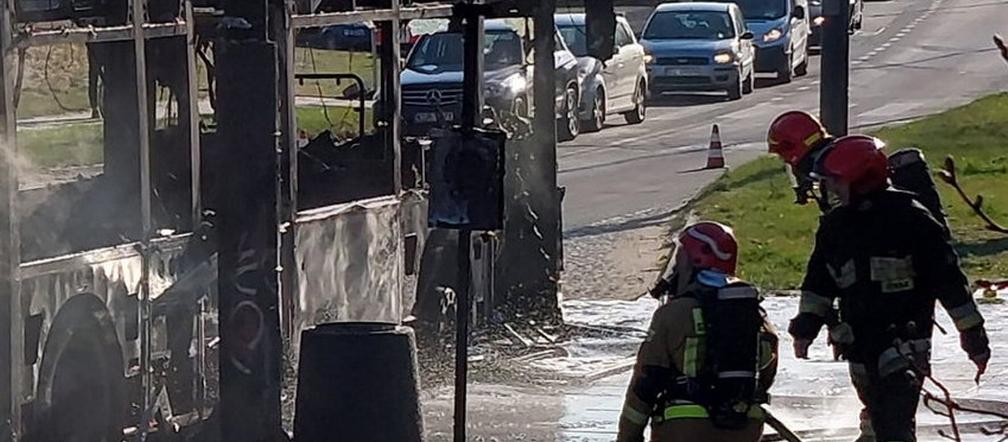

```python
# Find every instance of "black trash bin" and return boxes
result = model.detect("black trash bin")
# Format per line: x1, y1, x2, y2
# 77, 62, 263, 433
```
293, 323, 424, 442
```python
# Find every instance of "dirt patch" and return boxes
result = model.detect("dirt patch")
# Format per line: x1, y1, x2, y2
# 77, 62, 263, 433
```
562, 222, 671, 301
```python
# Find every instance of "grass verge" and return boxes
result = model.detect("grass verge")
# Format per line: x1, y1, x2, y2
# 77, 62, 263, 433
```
18, 123, 103, 169
687, 93, 1008, 288
14, 42, 374, 119
16, 104, 370, 170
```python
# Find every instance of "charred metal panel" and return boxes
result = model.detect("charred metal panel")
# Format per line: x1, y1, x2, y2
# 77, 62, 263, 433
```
400, 190, 428, 314
291, 195, 404, 341
18, 235, 191, 391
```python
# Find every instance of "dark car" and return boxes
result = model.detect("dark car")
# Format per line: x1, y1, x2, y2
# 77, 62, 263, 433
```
296, 22, 376, 51
15, 0, 126, 23
808, 0, 863, 48
400, 19, 581, 140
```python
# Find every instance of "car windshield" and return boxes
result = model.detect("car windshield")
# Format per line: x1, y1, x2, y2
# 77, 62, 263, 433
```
731, 0, 789, 20
643, 11, 735, 40
557, 24, 588, 57
407, 30, 524, 70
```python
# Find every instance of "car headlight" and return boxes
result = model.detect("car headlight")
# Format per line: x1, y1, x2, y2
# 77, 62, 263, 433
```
713, 52, 734, 64
763, 28, 783, 42
813, 16, 825, 26
485, 75, 526, 96
644, 54, 654, 64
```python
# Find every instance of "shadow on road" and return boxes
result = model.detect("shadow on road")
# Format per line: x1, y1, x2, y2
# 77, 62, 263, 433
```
853, 47, 999, 72
565, 205, 684, 239
647, 93, 726, 107
755, 76, 790, 89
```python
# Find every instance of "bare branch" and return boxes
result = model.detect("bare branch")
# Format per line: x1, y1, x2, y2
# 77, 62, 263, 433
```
938, 156, 1008, 235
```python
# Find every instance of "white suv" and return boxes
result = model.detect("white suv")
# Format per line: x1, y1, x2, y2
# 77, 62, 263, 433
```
556, 13, 648, 132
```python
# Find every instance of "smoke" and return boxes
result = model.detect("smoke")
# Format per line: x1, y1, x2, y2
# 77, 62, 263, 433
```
0, 137, 38, 190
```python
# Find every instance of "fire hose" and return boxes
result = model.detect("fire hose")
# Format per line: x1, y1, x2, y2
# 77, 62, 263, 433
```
893, 334, 1008, 442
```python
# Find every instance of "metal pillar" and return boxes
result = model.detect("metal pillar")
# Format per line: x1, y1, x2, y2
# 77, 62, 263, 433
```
497, 0, 562, 319
273, 0, 299, 344
819, 0, 850, 136
130, 0, 156, 434
0, 0, 21, 438
217, 0, 283, 440
379, 15, 404, 193
451, 9, 483, 440
532, 1, 560, 285
184, 0, 202, 225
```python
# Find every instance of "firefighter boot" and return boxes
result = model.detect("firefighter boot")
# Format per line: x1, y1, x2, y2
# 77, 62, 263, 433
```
854, 409, 875, 442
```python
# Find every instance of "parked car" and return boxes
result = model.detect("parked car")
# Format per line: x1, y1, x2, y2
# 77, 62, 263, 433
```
296, 22, 377, 51
808, 0, 863, 48
15, 0, 127, 24
400, 19, 581, 140
556, 13, 648, 131
640, 2, 756, 100
717, 0, 811, 82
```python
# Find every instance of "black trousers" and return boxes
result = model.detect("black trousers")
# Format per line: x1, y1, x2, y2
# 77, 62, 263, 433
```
850, 360, 924, 442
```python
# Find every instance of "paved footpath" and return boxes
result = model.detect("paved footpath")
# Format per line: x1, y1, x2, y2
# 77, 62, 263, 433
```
422, 294, 1008, 441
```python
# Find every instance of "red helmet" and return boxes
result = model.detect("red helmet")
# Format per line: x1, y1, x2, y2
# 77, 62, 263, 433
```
767, 111, 829, 166
813, 135, 889, 196
678, 221, 738, 275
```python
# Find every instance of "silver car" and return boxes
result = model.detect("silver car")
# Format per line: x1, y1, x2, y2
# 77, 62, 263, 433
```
556, 13, 648, 132
641, 2, 756, 100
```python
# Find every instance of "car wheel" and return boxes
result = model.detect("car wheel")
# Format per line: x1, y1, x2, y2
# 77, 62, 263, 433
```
623, 80, 646, 124
742, 70, 754, 94
795, 47, 809, 77
727, 71, 743, 100
584, 89, 605, 132
559, 85, 580, 141
779, 51, 794, 83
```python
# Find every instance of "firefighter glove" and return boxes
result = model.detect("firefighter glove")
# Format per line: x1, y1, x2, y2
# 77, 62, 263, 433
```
961, 326, 991, 367
649, 278, 671, 299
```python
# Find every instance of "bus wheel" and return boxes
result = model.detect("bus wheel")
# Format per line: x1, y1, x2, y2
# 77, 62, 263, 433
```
33, 294, 126, 442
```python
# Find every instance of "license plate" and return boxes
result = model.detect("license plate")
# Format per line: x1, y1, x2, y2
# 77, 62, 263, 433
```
415, 112, 453, 123
666, 67, 700, 76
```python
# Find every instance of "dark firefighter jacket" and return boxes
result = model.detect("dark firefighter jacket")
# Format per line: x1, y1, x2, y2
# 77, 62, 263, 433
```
789, 189, 985, 372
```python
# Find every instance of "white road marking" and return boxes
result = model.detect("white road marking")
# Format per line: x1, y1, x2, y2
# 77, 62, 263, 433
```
858, 102, 920, 122
881, 42, 892, 48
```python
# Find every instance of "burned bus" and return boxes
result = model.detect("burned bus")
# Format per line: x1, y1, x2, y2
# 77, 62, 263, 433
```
0, 0, 443, 439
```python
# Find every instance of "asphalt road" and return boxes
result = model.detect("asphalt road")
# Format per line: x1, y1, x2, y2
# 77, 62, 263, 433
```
559, 0, 1008, 231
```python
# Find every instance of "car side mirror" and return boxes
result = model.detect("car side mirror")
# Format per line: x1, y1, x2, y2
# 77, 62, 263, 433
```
741, 30, 755, 39
793, 6, 806, 19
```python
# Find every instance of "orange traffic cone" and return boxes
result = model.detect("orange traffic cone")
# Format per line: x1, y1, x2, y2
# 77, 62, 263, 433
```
705, 124, 725, 169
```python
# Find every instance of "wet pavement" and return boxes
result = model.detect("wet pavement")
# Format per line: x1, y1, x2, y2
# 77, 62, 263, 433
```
423, 290, 1008, 441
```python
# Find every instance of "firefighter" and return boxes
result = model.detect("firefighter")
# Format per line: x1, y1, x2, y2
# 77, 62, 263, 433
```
789, 135, 991, 442
767, 111, 949, 236
769, 112, 951, 441
767, 110, 835, 209
617, 222, 777, 442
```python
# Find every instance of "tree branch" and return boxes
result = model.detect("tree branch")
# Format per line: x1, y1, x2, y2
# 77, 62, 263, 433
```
937, 156, 1008, 235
